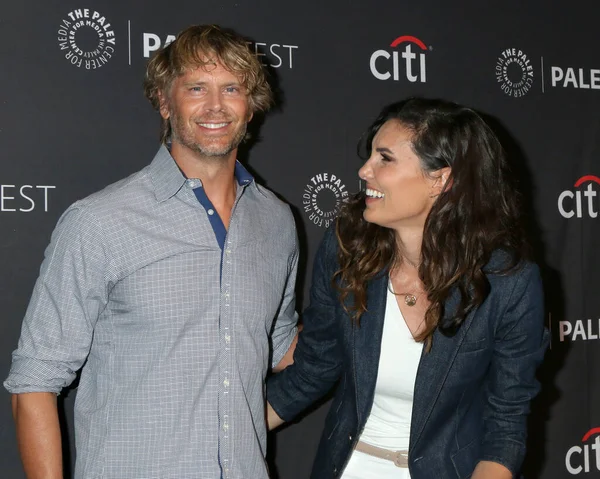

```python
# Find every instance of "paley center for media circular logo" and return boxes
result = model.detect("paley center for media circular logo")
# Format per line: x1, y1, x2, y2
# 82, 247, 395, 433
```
303, 173, 349, 228
495, 47, 534, 97
57, 8, 116, 69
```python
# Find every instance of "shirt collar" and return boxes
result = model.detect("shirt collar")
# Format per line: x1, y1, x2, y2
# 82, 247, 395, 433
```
233, 160, 254, 187
150, 144, 187, 203
149, 144, 261, 202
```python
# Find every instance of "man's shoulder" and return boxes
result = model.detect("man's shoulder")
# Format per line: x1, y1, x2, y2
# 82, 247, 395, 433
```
73, 164, 153, 217
251, 183, 294, 221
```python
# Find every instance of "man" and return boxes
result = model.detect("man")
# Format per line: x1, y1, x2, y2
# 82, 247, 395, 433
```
5, 24, 298, 479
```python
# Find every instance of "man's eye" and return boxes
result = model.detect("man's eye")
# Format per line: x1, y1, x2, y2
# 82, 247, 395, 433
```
225, 86, 240, 93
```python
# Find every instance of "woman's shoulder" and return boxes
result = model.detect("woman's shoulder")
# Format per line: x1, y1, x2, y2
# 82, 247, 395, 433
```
485, 250, 542, 302
485, 249, 538, 277
317, 222, 340, 255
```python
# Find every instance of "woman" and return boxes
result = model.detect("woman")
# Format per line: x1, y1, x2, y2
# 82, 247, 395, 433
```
267, 98, 548, 478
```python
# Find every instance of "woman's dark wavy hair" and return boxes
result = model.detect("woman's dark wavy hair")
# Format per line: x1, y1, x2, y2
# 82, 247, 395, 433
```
334, 97, 528, 350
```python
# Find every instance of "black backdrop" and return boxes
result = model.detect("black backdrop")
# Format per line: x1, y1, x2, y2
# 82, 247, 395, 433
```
2, 1, 599, 477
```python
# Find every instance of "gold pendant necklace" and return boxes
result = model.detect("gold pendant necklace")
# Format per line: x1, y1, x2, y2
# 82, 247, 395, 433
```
389, 281, 420, 307
404, 294, 418, 307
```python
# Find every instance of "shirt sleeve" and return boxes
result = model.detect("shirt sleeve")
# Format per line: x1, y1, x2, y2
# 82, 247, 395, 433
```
4, 204, 111, 394
270, 209, 299, 368
480, 262, 549, 473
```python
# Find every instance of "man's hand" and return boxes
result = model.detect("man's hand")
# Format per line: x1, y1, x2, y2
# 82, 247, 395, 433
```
12, 392, 63, 479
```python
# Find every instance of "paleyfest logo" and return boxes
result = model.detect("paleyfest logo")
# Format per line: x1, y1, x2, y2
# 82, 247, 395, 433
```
58, 9, 116, 69
142, 33, 298, 69
0, 185, 56, 213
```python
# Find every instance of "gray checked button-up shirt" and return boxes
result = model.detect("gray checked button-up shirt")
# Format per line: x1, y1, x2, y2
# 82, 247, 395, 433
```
5, 145, 299, 479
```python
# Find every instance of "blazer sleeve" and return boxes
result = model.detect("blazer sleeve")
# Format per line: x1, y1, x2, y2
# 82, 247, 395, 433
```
266, 226, 344, 422
480, 262, 549, 473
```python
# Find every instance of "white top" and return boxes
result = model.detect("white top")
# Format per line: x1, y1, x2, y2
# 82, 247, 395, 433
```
341, 282, 422, 479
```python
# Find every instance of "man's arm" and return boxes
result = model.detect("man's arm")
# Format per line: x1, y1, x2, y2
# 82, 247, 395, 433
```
272, 325, 302, 373
12, 393, 62, 479
270, 213, 300, 370
5, 206, 110, 478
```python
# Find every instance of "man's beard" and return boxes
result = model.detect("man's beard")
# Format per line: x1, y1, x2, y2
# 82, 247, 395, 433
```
171, 113, 248, 158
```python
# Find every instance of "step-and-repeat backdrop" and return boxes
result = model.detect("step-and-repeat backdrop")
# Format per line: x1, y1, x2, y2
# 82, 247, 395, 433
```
1, 1, 599, 477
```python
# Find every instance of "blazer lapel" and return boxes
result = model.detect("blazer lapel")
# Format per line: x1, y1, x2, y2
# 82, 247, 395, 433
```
352, 272, 388, 423
409, 287, 476, 451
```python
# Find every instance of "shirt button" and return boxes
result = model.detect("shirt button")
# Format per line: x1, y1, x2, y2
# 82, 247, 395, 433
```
223, 378, 230, 387
187, 179, 201, 188
208, 209, 214, 215
225, 334, 231, 343
223, 424, 229, 431
225, 248, 231, 254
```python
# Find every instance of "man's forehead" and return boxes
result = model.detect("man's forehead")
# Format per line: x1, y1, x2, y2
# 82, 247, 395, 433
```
180, 57, 241, 79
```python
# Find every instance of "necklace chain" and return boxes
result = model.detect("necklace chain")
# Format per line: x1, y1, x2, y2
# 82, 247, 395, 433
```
389, 281, 422, 307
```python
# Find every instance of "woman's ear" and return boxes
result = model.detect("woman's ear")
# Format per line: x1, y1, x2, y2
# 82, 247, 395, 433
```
430, 167, 452, 197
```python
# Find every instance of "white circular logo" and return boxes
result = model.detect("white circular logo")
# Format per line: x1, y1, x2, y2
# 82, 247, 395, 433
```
57, 9, 116, 69
495, 48, 534, 97
302, 173, 349, 228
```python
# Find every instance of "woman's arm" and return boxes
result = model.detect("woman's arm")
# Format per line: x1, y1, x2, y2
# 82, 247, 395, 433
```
266, 226, 344, 425
472, 460, 512, 479
479, 262, 549, 474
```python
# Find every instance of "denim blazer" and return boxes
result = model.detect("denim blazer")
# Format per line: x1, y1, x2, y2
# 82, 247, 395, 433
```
267, 226, 549, 479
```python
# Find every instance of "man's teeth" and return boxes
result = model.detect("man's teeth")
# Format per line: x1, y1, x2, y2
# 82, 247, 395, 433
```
200, 123, 228, 129
366, 188, 384, 198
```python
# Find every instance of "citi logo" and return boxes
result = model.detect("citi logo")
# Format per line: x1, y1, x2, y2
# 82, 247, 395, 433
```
370, 35, 429, 82
558, 175, 600, 219
565, 428, 600, 474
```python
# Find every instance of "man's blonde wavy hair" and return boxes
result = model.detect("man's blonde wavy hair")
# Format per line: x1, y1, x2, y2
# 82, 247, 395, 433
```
144, 24, 273, 143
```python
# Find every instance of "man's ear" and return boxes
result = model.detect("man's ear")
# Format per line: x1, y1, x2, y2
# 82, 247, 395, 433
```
158, 90, 170, 120
431, 167, 452, 197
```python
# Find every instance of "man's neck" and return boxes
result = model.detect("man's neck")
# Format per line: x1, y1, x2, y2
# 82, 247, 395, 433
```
171, 143, 239, 210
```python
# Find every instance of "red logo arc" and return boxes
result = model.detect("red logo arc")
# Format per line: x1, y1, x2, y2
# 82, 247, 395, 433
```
582, 427, 600, 442
573, 175, 600, 188
390, 36, 427, 50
